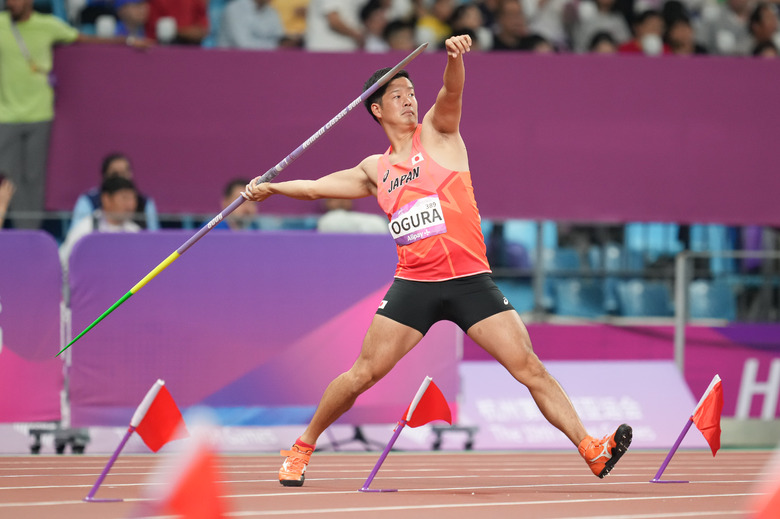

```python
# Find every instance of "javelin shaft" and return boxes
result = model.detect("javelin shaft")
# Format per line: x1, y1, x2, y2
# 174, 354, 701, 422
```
55, 43, 428, 357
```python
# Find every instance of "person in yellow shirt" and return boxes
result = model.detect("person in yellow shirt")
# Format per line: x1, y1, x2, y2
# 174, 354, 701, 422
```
416, 0, 455, 47
270, 0, 308, 47
0, 0, 149, 229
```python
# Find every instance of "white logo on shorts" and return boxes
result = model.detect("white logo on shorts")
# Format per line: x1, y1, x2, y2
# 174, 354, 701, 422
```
379, 300, 388, 309
503, 298, 509, 305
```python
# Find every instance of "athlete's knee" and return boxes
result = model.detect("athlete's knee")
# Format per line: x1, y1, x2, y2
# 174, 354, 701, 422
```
508, 351, 549, 386
346, 362, 388, 394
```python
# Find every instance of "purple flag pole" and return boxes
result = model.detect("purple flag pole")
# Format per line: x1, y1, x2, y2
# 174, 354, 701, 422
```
359, 420, 407, 493
649, 418, 693, 484
84, 426, 136, 502
55, 42, 428, 357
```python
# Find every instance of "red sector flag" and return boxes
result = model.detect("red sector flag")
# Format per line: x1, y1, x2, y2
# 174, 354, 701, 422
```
404, 377, 452, 428
752, 450, 780, 519
691, 374, 723, 457
131, 379, 189, 452
159, 443, 227, 519
754, 482, 780, 519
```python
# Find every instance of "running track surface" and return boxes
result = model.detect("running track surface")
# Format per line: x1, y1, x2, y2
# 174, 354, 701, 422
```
0, 450, 771, 518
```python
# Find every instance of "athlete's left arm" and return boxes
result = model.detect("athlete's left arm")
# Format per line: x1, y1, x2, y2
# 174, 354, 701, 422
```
425, 34, 472, 136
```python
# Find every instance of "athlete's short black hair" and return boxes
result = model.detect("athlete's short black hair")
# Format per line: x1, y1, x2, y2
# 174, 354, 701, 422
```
363, 68, 412, 124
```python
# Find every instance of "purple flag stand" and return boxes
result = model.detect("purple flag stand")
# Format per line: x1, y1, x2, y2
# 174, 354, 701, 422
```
359, 420, 407, 493
83, 426, 136, 502
649, 418, 693, 484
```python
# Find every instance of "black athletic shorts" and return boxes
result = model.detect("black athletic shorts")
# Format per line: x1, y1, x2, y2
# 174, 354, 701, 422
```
375, 273, 514, 335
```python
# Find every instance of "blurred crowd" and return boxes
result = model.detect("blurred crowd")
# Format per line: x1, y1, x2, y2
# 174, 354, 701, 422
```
24, 0, 780, 56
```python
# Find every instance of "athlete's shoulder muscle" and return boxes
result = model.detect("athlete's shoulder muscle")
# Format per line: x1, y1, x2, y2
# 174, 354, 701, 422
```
359, 155, 382, 183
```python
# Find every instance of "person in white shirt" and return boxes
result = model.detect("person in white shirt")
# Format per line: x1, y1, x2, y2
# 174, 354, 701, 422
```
60, 176, 141, 272
317, 198, 388, 234
218, 0, 285, 49
304, 0, 365, 51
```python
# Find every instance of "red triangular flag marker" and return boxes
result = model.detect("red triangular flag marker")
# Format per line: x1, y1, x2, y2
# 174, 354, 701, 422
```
360, 376, 453, 492
160, 443, 226, 519
692, 375, 723, 457
131, 379, 189, 452
650, 374, 724, 483
84, 379, 189, 502
404, 378, 452, 428
752, 449, 780, 519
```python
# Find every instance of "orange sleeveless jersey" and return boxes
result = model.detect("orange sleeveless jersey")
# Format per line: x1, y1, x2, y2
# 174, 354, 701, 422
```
376, 125, 491, 281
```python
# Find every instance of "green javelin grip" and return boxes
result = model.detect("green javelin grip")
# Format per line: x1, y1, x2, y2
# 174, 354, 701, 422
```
55, 43, 428, 357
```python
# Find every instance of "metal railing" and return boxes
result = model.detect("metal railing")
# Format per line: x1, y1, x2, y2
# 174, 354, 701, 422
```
673, 250, 780, 373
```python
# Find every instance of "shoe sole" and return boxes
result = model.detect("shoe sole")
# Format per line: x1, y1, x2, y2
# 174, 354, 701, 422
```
598, 423, 632, 479
280, 475, 305, 487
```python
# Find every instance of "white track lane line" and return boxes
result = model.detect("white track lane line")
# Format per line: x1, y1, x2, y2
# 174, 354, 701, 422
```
209, 493, 761, 517
0, 477, 763, 492
0, 492, 761, 514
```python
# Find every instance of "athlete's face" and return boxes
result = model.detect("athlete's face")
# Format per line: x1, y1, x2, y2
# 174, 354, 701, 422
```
378, 78, 417, 126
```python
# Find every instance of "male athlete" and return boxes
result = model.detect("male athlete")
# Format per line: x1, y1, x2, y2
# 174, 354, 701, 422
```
244, 34, 632, 487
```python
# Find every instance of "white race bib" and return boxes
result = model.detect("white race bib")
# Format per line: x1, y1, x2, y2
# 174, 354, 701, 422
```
388, 195, 447, 246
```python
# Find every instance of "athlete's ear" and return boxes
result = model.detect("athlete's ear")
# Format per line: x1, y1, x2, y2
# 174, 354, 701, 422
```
371, 102, 382, 121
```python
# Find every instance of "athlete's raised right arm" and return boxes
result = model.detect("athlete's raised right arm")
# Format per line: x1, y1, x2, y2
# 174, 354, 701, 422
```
244, 155, 380, 203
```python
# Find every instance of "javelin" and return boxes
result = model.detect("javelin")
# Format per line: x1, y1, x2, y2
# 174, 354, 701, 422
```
56, 43, 428, 357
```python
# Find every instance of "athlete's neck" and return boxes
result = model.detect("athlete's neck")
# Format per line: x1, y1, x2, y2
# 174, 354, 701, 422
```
384, 123, 417, 163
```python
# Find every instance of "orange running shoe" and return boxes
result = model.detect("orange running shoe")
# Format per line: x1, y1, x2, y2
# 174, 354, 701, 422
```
279, 442, 314, 487
579, 423, 632, 479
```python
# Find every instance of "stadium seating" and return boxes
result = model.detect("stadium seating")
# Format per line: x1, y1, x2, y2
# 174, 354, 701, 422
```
616, 279, 674, 317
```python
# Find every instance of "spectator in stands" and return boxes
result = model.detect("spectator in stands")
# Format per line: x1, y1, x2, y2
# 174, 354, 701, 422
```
386, 0, 414, 22
749, 3, 779, 54
304, 0, 365, 51
753, 39, 779, 56
218, 0, 285, 49
520, 32, 556, 52
0, 175, 15, 229
618, 10, 671, 55
416, 0, 455, 48
448, 2, 492, 50
361, 0, 390, 52
491, 0, 528, 50
525, 0, 574, 50
115, 0, 150, 38
145, 0, 208, 44
695, 0, 753, 55
588, 30, 618, 52
270, 0, 307, 47
384, 19, 417, 50
665, 14, 707, 54
0, 0, 150, 230
70, 152, 159, 232
213, 178, 262, 230
317, 198, 388, 234
59, 176, 142, 269
475, 0, 500, 28
571, 0, 630, 53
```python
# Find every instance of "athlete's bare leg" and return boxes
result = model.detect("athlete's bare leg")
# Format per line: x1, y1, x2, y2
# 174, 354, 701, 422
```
467, 310, 588, 446
299, 315, 424, 446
